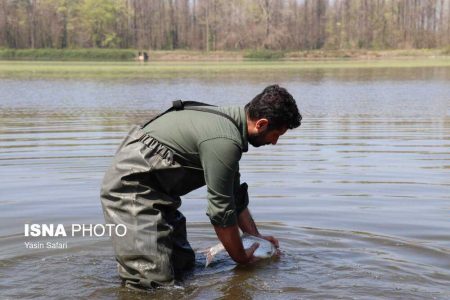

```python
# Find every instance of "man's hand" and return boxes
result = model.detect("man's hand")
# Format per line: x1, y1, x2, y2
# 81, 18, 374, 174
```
214, 223, 258, 264
238, 208, 281, 255
259, 235, 281, 256
259, 235, 279, 248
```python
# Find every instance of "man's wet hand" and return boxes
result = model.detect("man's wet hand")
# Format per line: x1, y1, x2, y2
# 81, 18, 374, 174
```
259, 235, 281, 256
259, 235, 279, 248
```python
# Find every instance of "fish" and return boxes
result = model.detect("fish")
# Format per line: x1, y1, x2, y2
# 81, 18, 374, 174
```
205, 233, 277, 267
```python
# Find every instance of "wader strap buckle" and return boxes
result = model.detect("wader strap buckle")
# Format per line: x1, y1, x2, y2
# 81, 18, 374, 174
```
172, 100, 184, 110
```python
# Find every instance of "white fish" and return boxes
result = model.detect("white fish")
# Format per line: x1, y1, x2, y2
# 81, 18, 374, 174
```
205, 233, 277, 267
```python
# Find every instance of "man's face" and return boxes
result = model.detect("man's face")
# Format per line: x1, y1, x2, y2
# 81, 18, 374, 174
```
248, 126, 288, 147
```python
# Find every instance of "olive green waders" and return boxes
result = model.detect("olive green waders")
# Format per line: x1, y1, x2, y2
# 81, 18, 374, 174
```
100, 101, 248, 289
101, 125, 197, 289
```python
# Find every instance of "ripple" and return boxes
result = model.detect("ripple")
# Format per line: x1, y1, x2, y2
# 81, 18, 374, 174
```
1, 74, 450, 298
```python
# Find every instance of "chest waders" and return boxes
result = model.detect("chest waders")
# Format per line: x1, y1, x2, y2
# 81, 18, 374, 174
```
100, 101, 244, 290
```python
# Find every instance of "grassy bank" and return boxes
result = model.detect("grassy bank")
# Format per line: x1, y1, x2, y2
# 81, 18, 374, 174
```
0, 49, 136, 61
0, 48, 449, 62
1, 59, 450, 79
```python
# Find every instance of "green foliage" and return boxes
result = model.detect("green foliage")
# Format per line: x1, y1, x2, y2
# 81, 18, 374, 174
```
0, 49, 136, 61
80, 0, 125, 48
244, 50, 285, 61
0, 49, 17, 59
442, 46, 450, 55
102, 33, 121, 48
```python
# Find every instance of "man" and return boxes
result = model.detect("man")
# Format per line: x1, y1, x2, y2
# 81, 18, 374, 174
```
100, 84, 302, 289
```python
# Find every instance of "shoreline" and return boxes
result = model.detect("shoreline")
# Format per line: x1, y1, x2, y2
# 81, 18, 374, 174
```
150, 49, 450, 61
0, 48, 449, 62
1, 56, 450, 79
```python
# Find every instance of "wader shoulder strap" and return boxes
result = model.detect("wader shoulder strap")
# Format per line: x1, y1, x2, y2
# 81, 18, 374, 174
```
141, 100, 241, 131
181, 103, 241, 130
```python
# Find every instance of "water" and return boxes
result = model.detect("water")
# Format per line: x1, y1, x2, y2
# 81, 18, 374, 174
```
0, 67, 449, 299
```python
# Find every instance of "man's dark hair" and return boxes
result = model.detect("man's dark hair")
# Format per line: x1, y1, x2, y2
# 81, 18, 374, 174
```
245, 85, 302, 130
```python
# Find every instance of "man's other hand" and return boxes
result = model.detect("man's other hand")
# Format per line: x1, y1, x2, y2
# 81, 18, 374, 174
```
259, 235, 281, 256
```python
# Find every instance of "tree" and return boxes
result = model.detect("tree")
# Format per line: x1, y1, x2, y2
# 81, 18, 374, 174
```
80, 0, 125, 48
0, 0, 449, 51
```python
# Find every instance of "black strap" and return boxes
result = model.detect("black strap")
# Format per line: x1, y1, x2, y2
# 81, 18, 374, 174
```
183, 106, 240, 130
140, 100, 184, 128
141, 100, 240, 131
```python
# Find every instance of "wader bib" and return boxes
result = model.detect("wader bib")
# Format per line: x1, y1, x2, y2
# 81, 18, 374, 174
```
100, 101, 246, 289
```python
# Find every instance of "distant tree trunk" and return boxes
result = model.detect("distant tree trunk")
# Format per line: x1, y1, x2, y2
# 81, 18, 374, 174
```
131, 0, 137, 47
303, 0, 309, 49
192, 0, 197, 49
262, 0, 271, 39
0, 0, 6, 47
205, 0, 209, 52
61, 13, 68, 49
447, 0, 450, 44
169, 0, 178, 49
28, 0, 36, 48
315, 0, 327, 49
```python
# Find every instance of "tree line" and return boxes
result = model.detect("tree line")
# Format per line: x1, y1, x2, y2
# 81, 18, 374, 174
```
1, 0, 449, 51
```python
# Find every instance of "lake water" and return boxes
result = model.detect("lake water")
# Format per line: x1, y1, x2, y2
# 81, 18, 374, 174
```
0, 67, 449, 299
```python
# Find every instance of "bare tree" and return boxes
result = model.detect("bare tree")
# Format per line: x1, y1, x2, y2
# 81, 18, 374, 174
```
0, 0, 449, 51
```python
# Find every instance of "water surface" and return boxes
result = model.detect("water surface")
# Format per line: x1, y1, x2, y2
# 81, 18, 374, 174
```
0, 67, 449, 299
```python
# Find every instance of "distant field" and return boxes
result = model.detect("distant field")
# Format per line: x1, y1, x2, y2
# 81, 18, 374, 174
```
1, 59, 450, 79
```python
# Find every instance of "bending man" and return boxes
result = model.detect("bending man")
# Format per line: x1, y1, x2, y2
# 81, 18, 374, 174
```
100, 84, 302, 289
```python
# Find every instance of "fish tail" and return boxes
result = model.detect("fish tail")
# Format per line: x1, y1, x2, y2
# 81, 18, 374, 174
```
205, 251, 214, 267
197, 247, 210, 254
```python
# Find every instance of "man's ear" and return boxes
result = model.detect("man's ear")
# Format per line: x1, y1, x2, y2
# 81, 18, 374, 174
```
255, 118, 269, 131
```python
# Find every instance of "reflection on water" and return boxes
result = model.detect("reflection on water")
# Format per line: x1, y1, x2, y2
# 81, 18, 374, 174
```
0, 68, 449, 299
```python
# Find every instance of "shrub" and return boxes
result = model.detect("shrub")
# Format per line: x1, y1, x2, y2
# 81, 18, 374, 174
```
441, 46, 450, 55
244, 49, 285, 60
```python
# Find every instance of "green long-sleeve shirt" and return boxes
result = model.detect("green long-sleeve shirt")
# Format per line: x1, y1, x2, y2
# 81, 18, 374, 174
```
142, 106, 249, 227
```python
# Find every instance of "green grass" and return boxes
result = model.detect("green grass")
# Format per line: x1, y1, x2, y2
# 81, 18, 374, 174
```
442, 46, 450, 55
1, 59, 450, 79
0, 48, 136, 61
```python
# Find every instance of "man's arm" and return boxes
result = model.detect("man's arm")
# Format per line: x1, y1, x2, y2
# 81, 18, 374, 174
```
199, 139, 241, 227
238, 207, 280, 249
238, 207, 260, 236
198, 139, 260, 262
213, 223, 259, 264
